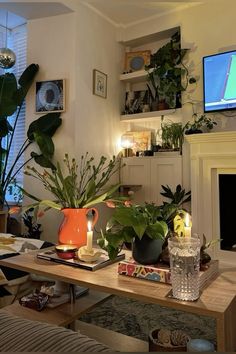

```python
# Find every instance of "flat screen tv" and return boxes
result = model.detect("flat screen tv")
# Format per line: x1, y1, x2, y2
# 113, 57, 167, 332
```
203, 50, 236, 112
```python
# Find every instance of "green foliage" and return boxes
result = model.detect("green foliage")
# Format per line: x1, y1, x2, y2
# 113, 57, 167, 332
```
146, 30, 189, 108
185, 114, 217, 134
160, 120, 185, 152
160, 184, 191, 207
24, 153, 122, 210
98, 203, 169, 259
0, 64, 62, 208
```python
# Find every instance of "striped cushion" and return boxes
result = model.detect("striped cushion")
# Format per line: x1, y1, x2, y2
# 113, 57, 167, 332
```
0, 312, 111, 352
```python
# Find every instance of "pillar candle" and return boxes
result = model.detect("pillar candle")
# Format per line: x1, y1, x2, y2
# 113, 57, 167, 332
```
86, 221, 93, 251
184, 213, 191, 237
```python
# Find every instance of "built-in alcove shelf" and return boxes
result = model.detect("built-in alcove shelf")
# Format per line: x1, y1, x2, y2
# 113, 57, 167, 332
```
120, 69, 154, 84
120, 108, 179, 122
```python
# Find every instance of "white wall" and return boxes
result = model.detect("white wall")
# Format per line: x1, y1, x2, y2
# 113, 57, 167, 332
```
25, 6, 122, 243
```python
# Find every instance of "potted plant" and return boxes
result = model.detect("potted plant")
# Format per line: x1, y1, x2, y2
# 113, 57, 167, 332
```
159, 118, 185, 154
185, 113, 217, 134
23, 153, 123, 247
98, 202, 169, 264
146, 30, 189, 110
0, 63, 62, 210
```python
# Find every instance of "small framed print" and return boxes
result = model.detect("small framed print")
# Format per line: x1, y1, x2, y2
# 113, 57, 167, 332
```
93, 69, 107, 98
35, 79, 65, 113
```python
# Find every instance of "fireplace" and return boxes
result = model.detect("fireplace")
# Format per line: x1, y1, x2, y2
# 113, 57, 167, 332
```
186, 131, 236, 265
219, 174, 236, 251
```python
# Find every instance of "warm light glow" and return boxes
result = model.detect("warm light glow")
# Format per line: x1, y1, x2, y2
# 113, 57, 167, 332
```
185, 213, 190, 227
88, 220, 92, 232
121, 134, 134, 149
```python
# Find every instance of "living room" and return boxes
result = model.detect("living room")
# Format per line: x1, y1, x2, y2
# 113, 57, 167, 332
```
0, 0, 235, 352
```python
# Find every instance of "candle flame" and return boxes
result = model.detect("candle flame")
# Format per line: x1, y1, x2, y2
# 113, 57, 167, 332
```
185, 213, 190, 227
88, 220, 92, 232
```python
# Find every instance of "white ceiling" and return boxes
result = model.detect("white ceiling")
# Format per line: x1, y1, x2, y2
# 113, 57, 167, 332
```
0, 1, 204, 29
82, 0, 203, 27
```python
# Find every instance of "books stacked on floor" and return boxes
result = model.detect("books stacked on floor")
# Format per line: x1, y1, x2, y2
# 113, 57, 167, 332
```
118, 258, 219, 289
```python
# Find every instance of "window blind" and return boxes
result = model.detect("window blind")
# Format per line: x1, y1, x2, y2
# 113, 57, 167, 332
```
1, 24, 27, 202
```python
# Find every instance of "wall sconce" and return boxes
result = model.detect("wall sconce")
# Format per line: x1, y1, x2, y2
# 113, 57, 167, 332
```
121, 133, 134, 157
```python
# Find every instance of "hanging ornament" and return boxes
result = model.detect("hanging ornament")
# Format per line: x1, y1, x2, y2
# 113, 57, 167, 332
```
0, 11, 16, 69
0, 48, 16, 69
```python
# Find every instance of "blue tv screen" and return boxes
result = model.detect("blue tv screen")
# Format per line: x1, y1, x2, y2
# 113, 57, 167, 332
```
203, 50, 236, 112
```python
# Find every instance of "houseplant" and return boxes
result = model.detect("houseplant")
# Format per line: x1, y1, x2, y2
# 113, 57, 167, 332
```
160, 121, 185, 153
185, 113, 217, 134
0, 63, 62, 209
23, 153, 123, 246
98, 202, 168, 264
146, 30, 189, 110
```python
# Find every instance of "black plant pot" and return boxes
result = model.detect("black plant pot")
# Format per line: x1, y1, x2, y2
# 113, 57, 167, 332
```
132, 234, 163, 265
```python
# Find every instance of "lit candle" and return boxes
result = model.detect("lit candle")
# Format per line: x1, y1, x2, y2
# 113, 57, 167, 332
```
86, 221, 93, 251
184, 213, 191, 237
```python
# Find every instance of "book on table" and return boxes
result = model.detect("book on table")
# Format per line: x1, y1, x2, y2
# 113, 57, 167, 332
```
118, 258, 219, 289
37, 249, 125, 271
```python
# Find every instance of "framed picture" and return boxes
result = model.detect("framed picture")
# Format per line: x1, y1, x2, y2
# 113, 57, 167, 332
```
35, 79, 65, 113
125, 50, 151, 72
93, 69, 107, 98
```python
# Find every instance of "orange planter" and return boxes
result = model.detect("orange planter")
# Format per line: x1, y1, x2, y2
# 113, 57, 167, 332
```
58, 208, 98, 247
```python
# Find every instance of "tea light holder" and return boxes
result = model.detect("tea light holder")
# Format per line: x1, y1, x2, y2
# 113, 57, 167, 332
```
55, 245, 78, 260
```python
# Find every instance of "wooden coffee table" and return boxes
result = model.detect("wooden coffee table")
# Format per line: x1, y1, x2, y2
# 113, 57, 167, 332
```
0, 250, 235, 352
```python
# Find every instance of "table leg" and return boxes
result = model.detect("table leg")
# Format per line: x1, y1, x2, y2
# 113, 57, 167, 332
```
216, 297, 236, 352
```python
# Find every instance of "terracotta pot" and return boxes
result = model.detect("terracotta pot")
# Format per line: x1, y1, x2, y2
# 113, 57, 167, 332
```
58, 208, 98, 247
132, 234, 163, 265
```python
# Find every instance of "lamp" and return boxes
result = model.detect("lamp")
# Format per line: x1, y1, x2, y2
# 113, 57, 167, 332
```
121, 133, 134, 157
0, 11, 16, 69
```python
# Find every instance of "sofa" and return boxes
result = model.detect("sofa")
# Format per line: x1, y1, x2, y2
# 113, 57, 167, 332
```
0, 311, 111, 352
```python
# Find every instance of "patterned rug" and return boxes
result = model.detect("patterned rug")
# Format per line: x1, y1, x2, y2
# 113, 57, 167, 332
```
80, 295, 216, 345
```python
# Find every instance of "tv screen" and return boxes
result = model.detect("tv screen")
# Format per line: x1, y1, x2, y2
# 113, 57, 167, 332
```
203, 50, 236, 112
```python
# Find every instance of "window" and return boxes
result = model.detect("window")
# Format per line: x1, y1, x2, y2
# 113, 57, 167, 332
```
0, 24, 27, 203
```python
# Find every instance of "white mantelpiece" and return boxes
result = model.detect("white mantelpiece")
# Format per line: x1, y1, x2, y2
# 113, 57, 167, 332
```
186, 131, 236, 265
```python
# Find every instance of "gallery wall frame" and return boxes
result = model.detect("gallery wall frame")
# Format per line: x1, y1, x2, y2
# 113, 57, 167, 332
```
35, 79, 65, 113
93, 69, 107, 99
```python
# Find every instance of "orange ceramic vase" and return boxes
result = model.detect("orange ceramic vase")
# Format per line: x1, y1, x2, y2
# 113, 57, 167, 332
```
58, 208, 98, 247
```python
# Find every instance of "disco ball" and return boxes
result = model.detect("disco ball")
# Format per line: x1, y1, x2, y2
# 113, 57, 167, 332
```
0, 48, 16, 69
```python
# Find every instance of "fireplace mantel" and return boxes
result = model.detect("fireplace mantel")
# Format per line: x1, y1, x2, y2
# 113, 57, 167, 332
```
186, 131, 236, 265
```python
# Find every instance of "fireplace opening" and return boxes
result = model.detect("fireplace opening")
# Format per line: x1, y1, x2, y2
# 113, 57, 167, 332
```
219, 174, 236, 251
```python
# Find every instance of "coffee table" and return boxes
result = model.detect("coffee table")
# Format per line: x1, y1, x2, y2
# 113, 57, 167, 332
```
0, 250, 235, 352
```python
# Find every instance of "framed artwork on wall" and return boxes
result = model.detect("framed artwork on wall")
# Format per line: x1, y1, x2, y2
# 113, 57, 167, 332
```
35, 79, 65, 113
93, 69, 107, 98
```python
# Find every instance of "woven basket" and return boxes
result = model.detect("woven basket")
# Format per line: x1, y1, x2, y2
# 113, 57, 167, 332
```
149, 328, 187, 352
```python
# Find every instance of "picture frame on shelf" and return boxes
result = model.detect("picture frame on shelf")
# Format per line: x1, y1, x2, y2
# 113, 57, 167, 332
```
35, 79, 65, 113
125, 50, 151, 72
93, 69, 107, 98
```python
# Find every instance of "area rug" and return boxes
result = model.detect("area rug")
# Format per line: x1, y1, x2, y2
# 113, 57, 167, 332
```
80, 295, 216, 345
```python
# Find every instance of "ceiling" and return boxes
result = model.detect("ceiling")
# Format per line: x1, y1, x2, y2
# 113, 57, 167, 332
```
82, 0, 203, 27
0, 0, 205, 29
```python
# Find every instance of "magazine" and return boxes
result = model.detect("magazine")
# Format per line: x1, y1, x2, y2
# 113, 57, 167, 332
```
37, 248, 125, 271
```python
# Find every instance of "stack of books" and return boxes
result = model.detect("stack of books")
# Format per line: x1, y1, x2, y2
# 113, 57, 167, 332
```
118, 258, 219, 289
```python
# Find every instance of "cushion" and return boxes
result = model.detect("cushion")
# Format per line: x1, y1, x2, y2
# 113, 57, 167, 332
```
0, 312, 111, 352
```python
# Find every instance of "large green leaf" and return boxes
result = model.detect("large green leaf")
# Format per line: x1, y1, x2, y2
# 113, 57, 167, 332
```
33, 131, 54, 157
146, 221, 168, 240
0, 118, 12, 137
30, 152, 56, 169
15, 64, 39, 105
0, 73, 18, 116
27, 113, 62, 141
